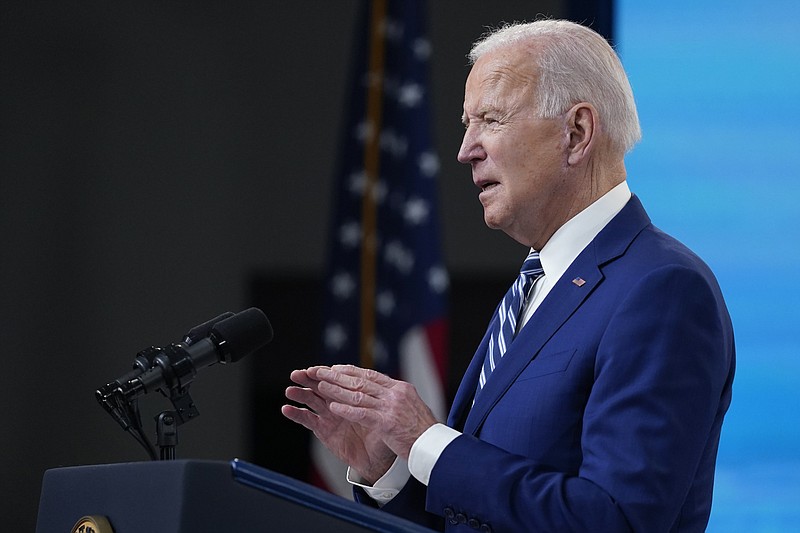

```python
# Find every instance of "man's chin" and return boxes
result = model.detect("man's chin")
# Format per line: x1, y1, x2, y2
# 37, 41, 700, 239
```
482, 212, 504, 231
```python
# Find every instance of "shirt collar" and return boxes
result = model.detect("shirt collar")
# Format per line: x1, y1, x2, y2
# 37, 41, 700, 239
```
536, 181, 632, 281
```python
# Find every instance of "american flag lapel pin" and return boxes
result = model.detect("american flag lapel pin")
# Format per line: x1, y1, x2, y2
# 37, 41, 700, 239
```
572, 277, 586, 287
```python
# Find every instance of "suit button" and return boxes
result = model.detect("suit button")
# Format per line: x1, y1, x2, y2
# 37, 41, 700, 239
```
468, 518, 480, 529
480, 524, 493, 533
443, 507, 457, 525
455, 512, 467, 524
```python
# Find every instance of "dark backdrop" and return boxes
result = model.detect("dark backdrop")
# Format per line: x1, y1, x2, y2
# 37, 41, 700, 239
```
0, 1, 611, 528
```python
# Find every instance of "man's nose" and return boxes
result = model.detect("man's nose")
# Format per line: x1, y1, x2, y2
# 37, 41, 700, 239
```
457, 127, 485, 164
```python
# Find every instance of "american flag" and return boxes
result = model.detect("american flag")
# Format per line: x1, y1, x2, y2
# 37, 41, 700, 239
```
313, 0, 449, 497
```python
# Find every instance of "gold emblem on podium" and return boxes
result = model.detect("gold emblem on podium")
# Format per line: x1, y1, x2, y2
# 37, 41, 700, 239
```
71, 515, 114, 533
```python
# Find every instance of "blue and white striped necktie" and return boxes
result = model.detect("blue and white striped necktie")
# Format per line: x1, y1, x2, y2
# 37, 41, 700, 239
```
477, 250, 544, 393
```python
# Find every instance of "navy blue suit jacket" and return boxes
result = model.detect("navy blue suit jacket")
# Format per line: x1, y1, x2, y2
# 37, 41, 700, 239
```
372, 196, 735, 532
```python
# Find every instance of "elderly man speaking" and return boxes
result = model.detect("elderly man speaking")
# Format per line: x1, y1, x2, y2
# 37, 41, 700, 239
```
283, 19, 735, 533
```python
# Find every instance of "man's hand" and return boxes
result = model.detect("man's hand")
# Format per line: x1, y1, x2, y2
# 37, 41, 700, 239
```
282, 368, 396, 484
310, 364, 439, 460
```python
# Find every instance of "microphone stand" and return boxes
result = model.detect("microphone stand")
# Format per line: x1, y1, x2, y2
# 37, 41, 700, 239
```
156, 412, 178, 460
156, 384, 200, 460
96, 346, 203, 461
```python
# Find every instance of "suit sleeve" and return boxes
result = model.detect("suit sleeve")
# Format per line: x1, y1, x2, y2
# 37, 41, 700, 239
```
422, 265, 733, 532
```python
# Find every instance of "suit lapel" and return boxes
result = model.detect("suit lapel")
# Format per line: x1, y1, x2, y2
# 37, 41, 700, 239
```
462, 256, 603, 434
447, 317, 494, 430
451, 195, 651, 436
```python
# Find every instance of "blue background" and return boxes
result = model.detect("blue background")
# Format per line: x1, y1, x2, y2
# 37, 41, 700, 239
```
616, 1, 800, 529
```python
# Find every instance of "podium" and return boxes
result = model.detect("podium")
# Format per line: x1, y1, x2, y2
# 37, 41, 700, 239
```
36, 459, 435, 532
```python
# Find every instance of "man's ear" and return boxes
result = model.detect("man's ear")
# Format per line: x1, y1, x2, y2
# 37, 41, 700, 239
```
566, 103, 597, 165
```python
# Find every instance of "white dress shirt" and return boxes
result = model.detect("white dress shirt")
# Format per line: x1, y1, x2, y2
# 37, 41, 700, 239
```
350, 181, 632, 502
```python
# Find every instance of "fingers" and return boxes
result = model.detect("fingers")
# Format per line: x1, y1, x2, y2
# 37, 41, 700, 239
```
318, 380, 382, 413
325, 364, 396, 387
289, 368, 323, 389
288, 366, 378, 410
285, 385, 328, 414
280, 404, 318, 431
287, 365, 391, 427
295, 365, 393, 391
283, 387, 347, 433
328, 400, 380, 425
315, 365, 395, 397
286, 364, 397, 419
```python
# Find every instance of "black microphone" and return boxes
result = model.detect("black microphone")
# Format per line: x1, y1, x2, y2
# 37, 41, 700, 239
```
121, 307, 273, 399
96, 308, 272, 424
182, 311, 235, 345
96, 311, 238, 401
96, 308, 273, 458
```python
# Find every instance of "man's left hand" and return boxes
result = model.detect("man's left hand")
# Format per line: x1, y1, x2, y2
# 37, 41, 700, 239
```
312, 364, 439, 460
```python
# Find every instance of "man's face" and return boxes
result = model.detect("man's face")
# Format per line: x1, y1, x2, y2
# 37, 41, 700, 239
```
458, 45, 574, 249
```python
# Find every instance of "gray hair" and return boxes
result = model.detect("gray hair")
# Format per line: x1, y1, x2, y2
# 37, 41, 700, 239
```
468, 20, 641, 153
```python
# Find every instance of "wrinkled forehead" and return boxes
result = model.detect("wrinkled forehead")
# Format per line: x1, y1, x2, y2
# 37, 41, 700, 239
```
463, 47, 539, 108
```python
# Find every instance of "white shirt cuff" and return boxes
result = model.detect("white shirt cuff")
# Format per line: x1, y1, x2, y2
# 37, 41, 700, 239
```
408, 423, 461, 486
346, 458, 410, 505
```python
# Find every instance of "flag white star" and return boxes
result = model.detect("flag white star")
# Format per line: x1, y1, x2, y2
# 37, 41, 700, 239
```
404, 197, 430, 225
382, 19, 403, 42
331, 272, 356, 300
348, 171, 386, 203
376, 290, 396, 316
412, 38, 432, 60
384, 240, 415, 274
339, 221, 361, 247
355, 120, 376, 143
348, 170, 366, 194
428, 265, 450, 294
371, 337, 389, 367
418, 152, 440, 177
372, 179, 388, 203
398, 82, 424, 108
324, 323, 348, 351
380, 129, 408, 158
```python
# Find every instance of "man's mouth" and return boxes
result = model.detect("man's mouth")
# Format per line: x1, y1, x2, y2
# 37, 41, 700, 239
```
481, 182, 500, 192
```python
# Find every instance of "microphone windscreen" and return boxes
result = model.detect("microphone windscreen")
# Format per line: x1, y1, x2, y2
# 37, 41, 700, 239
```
212, 307, 273, 363
183, 311, 236, 344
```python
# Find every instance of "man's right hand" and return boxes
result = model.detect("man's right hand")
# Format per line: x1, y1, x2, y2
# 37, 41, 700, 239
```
282, 367, 397, 484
